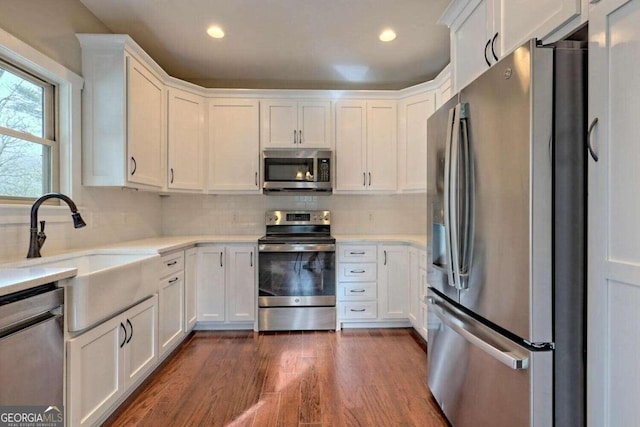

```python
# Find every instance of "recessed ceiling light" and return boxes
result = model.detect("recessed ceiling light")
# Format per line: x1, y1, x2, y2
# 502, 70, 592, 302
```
379, 28, 397, 42
207, 26, 225, 39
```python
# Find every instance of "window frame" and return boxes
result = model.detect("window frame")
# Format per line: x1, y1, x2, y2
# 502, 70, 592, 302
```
0, 57, 59, 203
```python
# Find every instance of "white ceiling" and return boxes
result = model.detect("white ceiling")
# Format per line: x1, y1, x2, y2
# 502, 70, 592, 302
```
79, 0, 451, 90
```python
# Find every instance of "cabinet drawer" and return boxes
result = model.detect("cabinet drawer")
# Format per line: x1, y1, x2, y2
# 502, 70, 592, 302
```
338, 245, 377, 263
338, 263, 377, 282
338, 282, 377, 301
339, 302, 377, 320
160, 251, 184, 278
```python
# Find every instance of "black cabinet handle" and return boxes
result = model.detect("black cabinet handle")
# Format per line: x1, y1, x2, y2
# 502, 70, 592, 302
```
384, 250, 387, 266
294, 130, 298, 144
587, 118, 599, 162
484, 39, 492, 67
250, 251, 253, 267
220, 251, 223, 267
169, 277, 179, 283
350, 269, 365, 274
299, 129, 303, 144
350, 308, 366, 312
120, 322, 127, 348
255, 172, 258, 186
170, 168, 174, 184
167, 260, 177, 266
363, 172, 366, 186
350, 251, 365, 255
368, 172, 371, 186
350, 289, 366, 293
130, 157, 137, 175
491, 32, 499, 62
126, 319, 133, 344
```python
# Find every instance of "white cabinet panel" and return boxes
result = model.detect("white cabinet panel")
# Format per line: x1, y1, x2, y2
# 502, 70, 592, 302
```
126, 56, 165, 188
335, 100, 367, 191
226, 246, 256, 322
378, 245, 408, 319
184, 247, 198, 332
167, 88, 204, 191
338, 244, 377, 263
398, 92, 435, 191
208, 99, 260, 192
588, 1, 640, 425
197, 244, 256, 325
335, 100, 397, 193
261, 100, 331, 148
158, 272, 184, 356
122, 296, 157, 388
452, 0, 493, 92
197, 246, 226, 322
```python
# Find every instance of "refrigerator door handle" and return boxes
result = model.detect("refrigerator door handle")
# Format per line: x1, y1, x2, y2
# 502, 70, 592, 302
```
428, 297, 529, 370
443, 106, 457, 289
458, 106, 474, 289
449, 103, 463, 290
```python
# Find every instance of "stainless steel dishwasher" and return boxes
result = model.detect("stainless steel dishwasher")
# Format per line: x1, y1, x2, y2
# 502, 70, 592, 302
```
0, 284, 64, 406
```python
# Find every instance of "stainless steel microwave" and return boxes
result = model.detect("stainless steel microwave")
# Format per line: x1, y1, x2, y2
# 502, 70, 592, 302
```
262, 149, 332, 194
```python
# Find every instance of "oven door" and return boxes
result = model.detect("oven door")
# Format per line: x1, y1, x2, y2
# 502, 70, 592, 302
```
258, 244, 335, 307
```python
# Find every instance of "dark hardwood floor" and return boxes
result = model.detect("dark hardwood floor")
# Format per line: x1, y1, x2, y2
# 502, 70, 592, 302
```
104, 329, 449, 427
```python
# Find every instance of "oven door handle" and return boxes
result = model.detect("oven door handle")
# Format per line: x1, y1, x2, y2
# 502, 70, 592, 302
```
258, 243, 336, 253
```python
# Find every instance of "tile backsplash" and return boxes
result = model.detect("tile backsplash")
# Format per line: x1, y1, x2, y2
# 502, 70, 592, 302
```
161, 193, 428, 236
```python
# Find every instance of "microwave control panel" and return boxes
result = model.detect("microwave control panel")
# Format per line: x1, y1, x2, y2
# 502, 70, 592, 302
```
318, 159, 330, 182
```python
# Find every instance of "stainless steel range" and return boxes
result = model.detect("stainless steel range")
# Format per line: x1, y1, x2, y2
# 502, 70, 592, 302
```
258, 210, 336, 331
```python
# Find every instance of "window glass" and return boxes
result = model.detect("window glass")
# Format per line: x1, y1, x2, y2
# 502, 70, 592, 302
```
0, 61, 56, 200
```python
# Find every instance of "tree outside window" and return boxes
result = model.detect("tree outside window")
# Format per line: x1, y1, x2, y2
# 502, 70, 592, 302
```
0, 61, 56, 200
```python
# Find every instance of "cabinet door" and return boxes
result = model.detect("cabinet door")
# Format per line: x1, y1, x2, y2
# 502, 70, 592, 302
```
451, 0, 494, 92
67, 318, 123, 426
197, 246, 226, 322
298, 101, 331, 148
588, 1, 640, 425
399, 92, 435, 191
123, 296, 158, 389
226, 245, 256, 322
184, 247, 198, 331
208, 99, 260, 192
261, 99, 298, 147
159, 272, 184, 356
367, 101, 397, 191
494, 0, 581, 58
377, 245, 408, 319
126, 55, 165, 188
167, 88, 204, 190
335, 100, 367, 191
407, 248, 420, 327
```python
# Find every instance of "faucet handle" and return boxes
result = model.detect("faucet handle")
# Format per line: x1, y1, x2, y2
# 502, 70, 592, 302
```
40, 220, 46, 232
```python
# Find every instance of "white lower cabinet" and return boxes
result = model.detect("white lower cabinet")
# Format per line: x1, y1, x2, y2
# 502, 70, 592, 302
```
67, 295, 158, 427
378, 245, 409, 319
337, 243, 412, 326
158, 251, 185, 357
184, 247, 198, 332
197, 244, 256, 327
407, 247, 420, 327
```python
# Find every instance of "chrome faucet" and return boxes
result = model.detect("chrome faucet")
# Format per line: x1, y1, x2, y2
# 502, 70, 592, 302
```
27, 193, 87, 258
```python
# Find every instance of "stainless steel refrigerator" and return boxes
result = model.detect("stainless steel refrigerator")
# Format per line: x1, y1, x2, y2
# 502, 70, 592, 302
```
426, 39, 586, 427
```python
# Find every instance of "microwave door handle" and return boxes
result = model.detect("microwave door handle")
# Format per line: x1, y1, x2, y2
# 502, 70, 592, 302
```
443, 106, 457, 289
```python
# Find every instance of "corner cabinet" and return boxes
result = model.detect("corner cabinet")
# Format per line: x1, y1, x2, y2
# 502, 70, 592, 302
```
167, 87, 205, 191
67, 295, 158, 427
197, 244, 256, 328
208, 99, 261, 193
77, 34, 166, 190
398, 91, 436, 192
261, 100, 331, 148
335, 100, 397, 193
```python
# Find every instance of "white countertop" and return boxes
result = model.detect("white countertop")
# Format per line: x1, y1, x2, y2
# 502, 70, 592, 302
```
0, 234, 426, 297
0, 267, 77, 296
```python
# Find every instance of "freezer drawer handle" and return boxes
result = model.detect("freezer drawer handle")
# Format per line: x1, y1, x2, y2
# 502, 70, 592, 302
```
429, 298, 529, 370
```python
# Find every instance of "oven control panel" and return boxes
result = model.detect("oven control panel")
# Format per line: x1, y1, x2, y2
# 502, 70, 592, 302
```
265, 210, 330, 225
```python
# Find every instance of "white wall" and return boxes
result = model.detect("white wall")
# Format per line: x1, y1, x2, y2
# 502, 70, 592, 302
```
162, 193, 427, 236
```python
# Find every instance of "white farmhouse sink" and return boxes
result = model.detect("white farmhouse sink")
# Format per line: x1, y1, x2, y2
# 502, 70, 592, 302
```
39, 253, 160, 332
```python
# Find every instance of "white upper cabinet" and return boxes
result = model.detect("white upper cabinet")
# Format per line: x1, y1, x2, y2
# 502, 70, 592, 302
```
398, 91, 436, 192
208, 98, 261, 193
442, 0, 586, 94
261, 100, 331, 148
335, 100, 397, 193
77, 35, 166, 190
167, 88, 205, 191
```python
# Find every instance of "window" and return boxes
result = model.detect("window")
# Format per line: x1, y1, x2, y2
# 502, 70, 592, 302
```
0, 59, 57, 201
